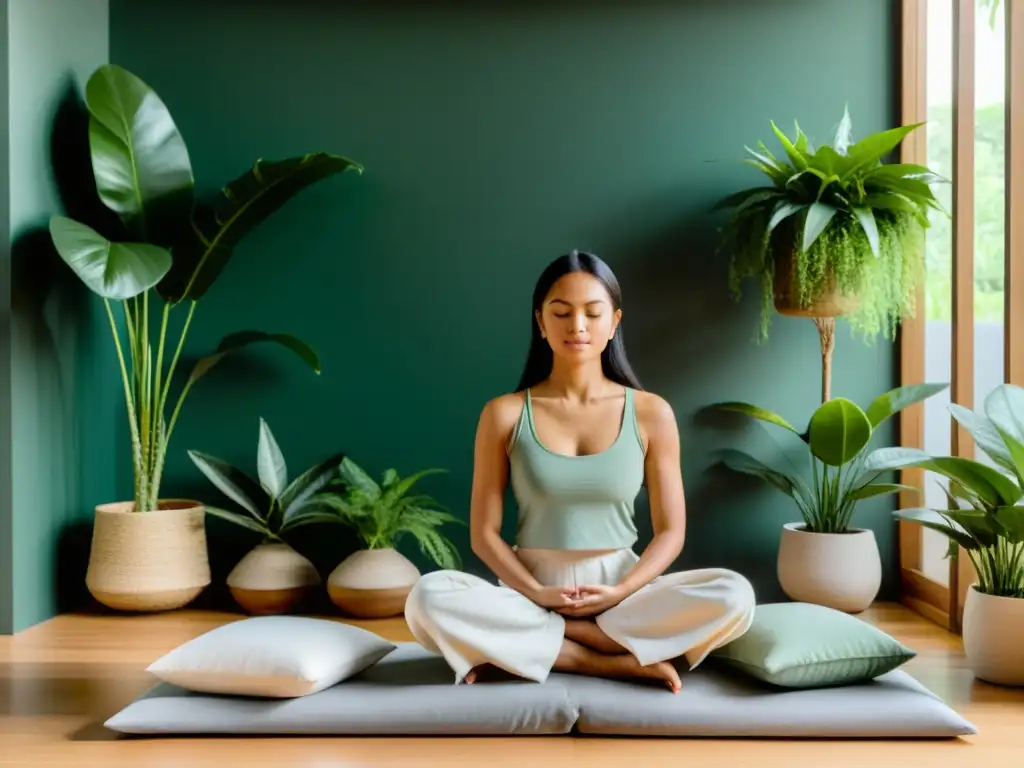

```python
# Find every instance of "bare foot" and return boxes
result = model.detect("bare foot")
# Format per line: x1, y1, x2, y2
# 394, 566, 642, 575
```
462, 664, 515, 684
554, 638, 682, 693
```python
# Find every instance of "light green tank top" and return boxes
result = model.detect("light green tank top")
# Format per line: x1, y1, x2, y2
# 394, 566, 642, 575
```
507, 387, 644, 550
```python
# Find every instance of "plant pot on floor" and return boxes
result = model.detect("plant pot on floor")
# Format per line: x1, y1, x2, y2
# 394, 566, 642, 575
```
776, 522, 881, 613
226, 541, 321, 615
86, 500, 211, 612
962, 585, 1024, 686
327, 547, 421, 618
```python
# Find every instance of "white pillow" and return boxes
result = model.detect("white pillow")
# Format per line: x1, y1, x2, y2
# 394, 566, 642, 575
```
146, 615, 396, 698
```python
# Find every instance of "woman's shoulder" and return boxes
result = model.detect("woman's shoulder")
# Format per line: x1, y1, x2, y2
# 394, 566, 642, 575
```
478, 391, 527, 434
632, 389, 678, 441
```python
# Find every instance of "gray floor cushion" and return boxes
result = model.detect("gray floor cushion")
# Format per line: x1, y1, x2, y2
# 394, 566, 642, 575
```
105, 642, 977, 739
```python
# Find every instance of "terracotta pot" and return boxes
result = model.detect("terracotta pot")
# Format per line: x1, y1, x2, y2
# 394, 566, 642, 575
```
962, 585, 1024, 686
327, 547, 420, 618
776, 522, 881, 613
86, 500, 210, 612
773, 239, 860, 318
226, 541, 321, 615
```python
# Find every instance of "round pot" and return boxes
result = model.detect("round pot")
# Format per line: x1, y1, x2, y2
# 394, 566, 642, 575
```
327, 547, 420, 618
86, 499, 211, 612
777, 522, 881, 613
962, 584, 1024, 686
773, 240, 860, 318
226, 541, 321, 615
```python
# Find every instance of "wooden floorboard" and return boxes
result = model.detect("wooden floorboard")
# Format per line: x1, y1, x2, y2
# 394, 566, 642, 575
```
0, 602, 1020, 766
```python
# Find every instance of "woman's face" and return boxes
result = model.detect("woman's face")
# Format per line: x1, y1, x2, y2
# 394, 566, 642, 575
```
535, 271, 621, 363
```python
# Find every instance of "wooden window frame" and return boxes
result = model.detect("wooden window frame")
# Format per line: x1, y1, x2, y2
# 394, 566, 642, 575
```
898, 0, 1024, 632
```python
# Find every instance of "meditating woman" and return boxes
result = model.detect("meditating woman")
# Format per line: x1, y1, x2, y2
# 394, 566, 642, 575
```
404, 251, 756, 693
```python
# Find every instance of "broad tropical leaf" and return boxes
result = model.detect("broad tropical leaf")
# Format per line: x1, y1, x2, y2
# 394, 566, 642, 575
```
257, 418, 287, 500
85, 64, 194, 243
892, 507, 979, 551
993, 505, 1024, 544
186, 331, 321, 390
203, 505, 270, 535
807, 398, 871, 467
949, 403, 1017, 476
717, 449, 802, 501
49, 216, 172, 300
278, 452, 345, 520
865, 382, 949, 428
848, 482, 918, 500
187, 449, 268, 520
713, 402, 800, 434
158, 153, 363, 302
801, 202, 838, 251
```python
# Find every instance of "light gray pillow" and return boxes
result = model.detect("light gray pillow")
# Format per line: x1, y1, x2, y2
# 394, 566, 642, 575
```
146, 615, 395, 698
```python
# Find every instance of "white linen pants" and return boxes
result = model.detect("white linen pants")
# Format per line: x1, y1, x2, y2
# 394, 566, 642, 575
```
404, 547, 756, 684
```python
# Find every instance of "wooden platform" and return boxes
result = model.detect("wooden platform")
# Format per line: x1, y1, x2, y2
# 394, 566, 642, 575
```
0, 602, 1020, 767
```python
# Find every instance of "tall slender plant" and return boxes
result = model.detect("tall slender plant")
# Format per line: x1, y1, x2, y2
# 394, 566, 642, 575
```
48, 64, 362, 513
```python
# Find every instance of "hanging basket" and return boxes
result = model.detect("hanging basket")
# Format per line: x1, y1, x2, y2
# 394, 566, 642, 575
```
772, 238, 860, 318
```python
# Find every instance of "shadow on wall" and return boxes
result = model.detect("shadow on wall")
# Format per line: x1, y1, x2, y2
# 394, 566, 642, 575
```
9, 75, 127, 616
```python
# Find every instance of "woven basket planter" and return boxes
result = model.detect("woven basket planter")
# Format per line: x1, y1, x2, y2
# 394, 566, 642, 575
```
85, 499, 211, 612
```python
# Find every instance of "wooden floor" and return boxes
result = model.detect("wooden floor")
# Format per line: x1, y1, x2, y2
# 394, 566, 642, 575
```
0, 603, 1020, 767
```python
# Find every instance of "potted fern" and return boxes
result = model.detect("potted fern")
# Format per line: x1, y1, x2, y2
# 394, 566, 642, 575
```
714, 106, 947, 402
713, 381, 947, 612
187, 418, 344, 615
310, 457, 463, 618
48, 64, 361, 612
881, 383, 1024, 686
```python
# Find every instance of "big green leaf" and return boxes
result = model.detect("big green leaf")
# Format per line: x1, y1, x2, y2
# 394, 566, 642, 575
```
993, 506, 1024, 544
983, 384, 1024, 447
807, 398, 872, 467
186, 449, 268, 521
848, 482, 918, 501
852, 207, 880, 257
186, 330, 321, 390
85, 64, 194, 242
892, 507, 980, 551
877, 454, 1022, 507
842, 122, 924, 178
203, 505, 270, 536
278, 452, 346, 520
257, 418, 287, 500
865, 382, 949, 428
948, 403, 1017, 476
801, 202, 838, 252
158, 153, 363, 302
713, 402, 800, 435
49, 215, 172, 300
716, 449, 805, 503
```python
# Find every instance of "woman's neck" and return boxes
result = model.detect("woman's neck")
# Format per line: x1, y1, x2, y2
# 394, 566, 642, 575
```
543, 359, 611, 403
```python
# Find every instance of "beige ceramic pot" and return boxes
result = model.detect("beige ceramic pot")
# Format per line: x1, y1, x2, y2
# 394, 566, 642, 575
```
86, 499, 210, 612
327, 547, 420, 618
226, 541, 321, 615
962, 585, 1024, 686
776, 522, 881, 613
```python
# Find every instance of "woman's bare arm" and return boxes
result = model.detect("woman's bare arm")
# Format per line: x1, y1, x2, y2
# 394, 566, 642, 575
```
615, 392, 687, 597
468, 395, 546, 600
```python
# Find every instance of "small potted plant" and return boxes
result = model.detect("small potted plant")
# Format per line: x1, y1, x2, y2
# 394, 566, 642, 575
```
188, 418, 344, 615
712, 381, 947, 612
713, 106, 948, 402
48, 63, 361, 612
883, 383, 1024, 686
310, 457, 463, 618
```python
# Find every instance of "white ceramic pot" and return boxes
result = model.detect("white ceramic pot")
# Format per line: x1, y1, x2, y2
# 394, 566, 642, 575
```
226, 541, 321, 615
86, 499, 211, 612
327, 547, 421, 618
962, 585, 1024, 686
776, 522, 881, 613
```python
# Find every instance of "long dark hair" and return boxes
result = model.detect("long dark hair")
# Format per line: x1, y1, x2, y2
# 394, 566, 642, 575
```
515, 250, 644, 392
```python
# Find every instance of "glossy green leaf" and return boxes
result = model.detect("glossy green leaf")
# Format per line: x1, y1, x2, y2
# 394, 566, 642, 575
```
848, 482, 918, 501
85, 63, 194, 242
202, 505, 270, 536
865, 382, 949, 428
801, 202, 838, 251
187, 449, 268, 520
158, 153, 362, 302
48, 215, 172, 300
807, 398, 872, 467
256, 418, 287, 500
843, 122, 924, 176
892, 507, 980, 551
185, 331, 321, 390
993, 506, 1024, 544
852, 206, 880, 257
713, 402, 800, 434
717, 449, 802, 501
278, 452, 346, 520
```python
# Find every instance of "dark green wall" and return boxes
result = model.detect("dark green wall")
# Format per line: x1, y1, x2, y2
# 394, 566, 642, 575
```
108, 0, 900, 605
1, 0, 115, 633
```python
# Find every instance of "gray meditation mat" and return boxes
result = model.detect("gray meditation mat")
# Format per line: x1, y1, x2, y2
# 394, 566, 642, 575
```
105, 642, 976, 739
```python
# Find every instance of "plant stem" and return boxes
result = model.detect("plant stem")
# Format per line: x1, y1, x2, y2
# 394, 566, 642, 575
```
813, 316, 835, 403
151, 300, 197, 506
104, 299, 145, 511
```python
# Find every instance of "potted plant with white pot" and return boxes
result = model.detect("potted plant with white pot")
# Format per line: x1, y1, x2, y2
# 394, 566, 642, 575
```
712, 381, 948, 612
310, 457, 463, 618
187, 418, 344, 615
880, 383, 1024, 686
47, 63, 361, 611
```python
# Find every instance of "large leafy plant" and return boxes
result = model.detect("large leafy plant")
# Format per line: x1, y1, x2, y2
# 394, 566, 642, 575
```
884, 384, 1024, 598
713, 382, 948, 533
311, 458, 463, 569
714, 106, 948, 342
48, 64, 362, 513
187, 418, 344, 541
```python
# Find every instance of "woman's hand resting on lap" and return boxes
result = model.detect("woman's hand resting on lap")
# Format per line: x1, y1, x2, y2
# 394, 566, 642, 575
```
529, 584, 628, 617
